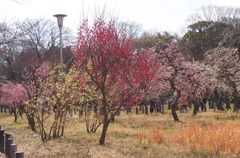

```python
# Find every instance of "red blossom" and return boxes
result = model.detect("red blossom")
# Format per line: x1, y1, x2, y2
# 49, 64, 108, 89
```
73, 18, 158, 106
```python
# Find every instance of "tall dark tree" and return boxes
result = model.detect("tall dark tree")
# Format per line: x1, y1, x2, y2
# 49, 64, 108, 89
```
182, 21, 232, 60
182, 6, 240, 60
134, 31, 177, 50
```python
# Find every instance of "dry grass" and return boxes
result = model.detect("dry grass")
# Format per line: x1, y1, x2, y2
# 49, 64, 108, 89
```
1, 108, 240, 157
137, 126, 165, 145
171, 120, 240, 155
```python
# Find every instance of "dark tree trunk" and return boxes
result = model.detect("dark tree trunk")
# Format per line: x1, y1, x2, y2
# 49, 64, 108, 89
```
208, 99, 213, 109
99, 118, 109, 145
233, 96, 239, 112
144, 104, 148, 115
200, 102, 206, 112
232, 88, 239, 112
227, 77, 239, 112
171, 103, 180, 121
213, 89, 220, 112
99, 89, 109, 145
161, 104, 164, 114
188, 102, 192, 109
225, 98, 231, 109
202, 98, 207, 112
135, 107, 138, 115
150, 100, 154, 113
168, 103, 171, 109
13, 107, 18, 122
26, 113, 36, 131
110, 115, 115, 122
169, 77, 181, 121
217, 98, 225, 111
193, 101, 199, 116
171, 91, 180, 121
141, 105, 145, 114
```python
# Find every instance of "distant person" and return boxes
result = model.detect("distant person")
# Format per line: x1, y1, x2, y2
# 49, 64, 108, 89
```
180, 97, 189, 113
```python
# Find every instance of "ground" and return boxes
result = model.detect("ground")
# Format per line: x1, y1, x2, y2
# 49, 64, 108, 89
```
0, 107, 240, 158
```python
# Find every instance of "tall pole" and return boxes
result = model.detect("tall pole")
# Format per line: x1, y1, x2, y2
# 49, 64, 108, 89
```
53, 14, 67, 64
59, 26, 63, 63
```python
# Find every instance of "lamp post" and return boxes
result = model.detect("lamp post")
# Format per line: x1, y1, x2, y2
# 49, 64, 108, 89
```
53, 14, 67, 63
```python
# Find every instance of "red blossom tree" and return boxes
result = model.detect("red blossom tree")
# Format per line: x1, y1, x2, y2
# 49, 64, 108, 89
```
73, 18, 157, 145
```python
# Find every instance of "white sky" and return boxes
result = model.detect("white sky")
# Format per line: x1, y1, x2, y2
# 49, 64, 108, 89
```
1, 0, 240, 35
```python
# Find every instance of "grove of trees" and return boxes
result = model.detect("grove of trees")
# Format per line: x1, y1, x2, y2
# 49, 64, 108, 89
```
0, 5, 240, 145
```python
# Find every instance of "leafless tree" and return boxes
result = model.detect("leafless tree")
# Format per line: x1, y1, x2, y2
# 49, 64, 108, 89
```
0, 19, 39, 80
18, 18, 73, 63
118, 21, 142, 40
0, 18, 74, 81
0, 20, 24, 45
187, 6, 240, 25
221, 27, 240, 57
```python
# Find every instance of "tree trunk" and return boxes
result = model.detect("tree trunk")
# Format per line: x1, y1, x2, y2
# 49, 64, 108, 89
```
232, 88, 239, 112
24, 105, 36, 131
161, 104, 164, 114
217, 98, 225, 111
168, 103, 171, 109
225, 98, 231, 109
27, 113, 36, 131
61, 110, 68, 136
111, 116, 115, 122
227, 77, 239, 112
208, 99, 214, 109
99, 120, 109, 145
12, 107, 18, 122
213, 89, 219, 111
170, 88, 181, 121
193, 101, 199, 116
144, 104, 148, 115
171, 103, 180, 121
99, 88, 109, 145
233, 96, 239, 112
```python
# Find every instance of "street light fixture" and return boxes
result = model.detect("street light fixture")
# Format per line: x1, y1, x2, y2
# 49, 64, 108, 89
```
53, 14, 67, 63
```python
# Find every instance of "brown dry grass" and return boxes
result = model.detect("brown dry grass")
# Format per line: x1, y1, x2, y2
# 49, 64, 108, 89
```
171, 120, 240, 155
137, 126, 165, 145
1, 107, 240, 158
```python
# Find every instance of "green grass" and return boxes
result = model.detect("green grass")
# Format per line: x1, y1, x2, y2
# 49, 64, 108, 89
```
1, 108, 240, 158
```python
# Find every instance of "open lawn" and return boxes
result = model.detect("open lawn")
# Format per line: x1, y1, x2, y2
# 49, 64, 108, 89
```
1, 108, 240, 158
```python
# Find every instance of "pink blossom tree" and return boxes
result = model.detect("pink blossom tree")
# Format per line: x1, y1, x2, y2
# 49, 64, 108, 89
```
154, 44, 215, 121
205, 47, 240, 111
0, 81, 28, 122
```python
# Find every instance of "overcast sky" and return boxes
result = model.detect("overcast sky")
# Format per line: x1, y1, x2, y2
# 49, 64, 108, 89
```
1, 0, 240, 35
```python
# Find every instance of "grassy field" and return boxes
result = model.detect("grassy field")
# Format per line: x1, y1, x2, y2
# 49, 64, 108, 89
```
1, 107, 240, 158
